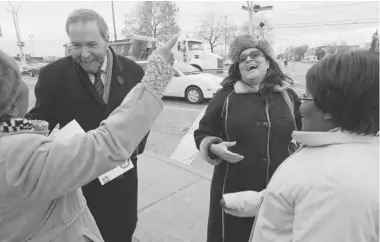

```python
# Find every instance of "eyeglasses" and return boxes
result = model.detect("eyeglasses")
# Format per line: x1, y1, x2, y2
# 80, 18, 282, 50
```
239, 50, 264, 63
299, 93, 314, 102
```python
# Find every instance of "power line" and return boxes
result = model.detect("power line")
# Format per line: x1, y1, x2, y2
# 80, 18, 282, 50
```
274, 1, 377, 12
178, 19, 379, 35
195, 2, 377, 19
189, 22, 376, 35
270, 18, 379, 27
270, 20, 378, 29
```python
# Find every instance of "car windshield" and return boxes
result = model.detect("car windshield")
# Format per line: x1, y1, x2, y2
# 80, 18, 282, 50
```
188, 41, 204, 51
175, 62, 201, 75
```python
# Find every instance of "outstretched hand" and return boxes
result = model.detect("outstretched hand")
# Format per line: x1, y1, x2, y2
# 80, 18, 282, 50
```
155, 35, 179, 65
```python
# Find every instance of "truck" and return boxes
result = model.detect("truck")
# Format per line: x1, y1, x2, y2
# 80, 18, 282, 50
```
64, 36, 224, 75
63, 34, 158, 61
169, 38, 224, 75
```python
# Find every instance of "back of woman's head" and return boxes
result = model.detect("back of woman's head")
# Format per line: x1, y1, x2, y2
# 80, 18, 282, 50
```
306, 50, 379, 135
0, 50, 21, 121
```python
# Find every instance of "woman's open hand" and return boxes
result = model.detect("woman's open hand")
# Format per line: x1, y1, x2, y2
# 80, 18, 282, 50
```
210, 141, 244, 163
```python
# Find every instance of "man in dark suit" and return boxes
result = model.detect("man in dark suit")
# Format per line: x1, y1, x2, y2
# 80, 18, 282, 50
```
26, 9, 149, 242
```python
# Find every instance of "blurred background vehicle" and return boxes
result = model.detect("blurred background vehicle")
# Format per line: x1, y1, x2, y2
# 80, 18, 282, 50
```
137, 60, 222, 104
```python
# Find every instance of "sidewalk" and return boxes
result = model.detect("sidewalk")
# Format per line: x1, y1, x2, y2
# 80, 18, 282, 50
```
134, 151, 212, 242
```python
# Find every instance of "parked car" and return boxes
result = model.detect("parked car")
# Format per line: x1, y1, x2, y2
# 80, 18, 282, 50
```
136, 60, 223, 104
19, 65, 31, 75
28, 63, 47, 77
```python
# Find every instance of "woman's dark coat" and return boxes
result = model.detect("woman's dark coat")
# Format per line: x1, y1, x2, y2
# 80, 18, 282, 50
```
194, 83, 302, 242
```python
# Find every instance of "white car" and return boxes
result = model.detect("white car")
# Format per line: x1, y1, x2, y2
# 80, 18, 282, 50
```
136, 61, 223, 104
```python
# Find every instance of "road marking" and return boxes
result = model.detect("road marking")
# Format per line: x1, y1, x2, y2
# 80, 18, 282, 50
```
164, 105, 204, 112
170, 107, 206, 165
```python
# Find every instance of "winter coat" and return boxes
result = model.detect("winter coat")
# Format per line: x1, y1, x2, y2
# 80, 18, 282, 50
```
249, 129, 379, 242
193, 80, 302, 242
0, 83, 163, 242
25, 48, 148, 241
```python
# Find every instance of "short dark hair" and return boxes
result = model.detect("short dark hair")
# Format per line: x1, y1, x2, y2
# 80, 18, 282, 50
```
306, 50, 379, 135
65, 9, 109, 41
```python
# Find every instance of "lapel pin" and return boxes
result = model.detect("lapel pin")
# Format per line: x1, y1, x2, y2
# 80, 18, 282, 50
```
117, 76, 124, 85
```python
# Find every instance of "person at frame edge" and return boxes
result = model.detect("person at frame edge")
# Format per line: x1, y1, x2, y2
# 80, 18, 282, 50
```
0, 35, 177, 241
25, 9, 152, 242
193, 34, 302, 242
224, 50, 379, 242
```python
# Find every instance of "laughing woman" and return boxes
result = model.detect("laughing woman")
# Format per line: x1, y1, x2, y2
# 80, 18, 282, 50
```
193, 34, 302, 242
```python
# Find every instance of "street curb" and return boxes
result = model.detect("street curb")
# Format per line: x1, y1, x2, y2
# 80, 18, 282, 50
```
142, 151, 212, 181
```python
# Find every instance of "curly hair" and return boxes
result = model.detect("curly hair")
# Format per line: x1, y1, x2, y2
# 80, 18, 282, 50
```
222, 34, 292, 92
306, 50, 379, 135
0, 49, 21, 121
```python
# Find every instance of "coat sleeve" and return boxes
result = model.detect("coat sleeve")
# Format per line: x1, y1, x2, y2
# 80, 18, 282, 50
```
25, 66, 58, 132
287, 88, 302, 131
135, 66, 149, 156
193, 88, 230, 165
250, 164, 297, 242
222, 190, 265, 217
4, 83, 163, 201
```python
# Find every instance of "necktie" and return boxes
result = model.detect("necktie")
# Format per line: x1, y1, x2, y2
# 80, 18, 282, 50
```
94, 72, 104, 97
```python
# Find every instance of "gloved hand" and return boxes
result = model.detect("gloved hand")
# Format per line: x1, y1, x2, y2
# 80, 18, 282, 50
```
142, 35, 179, 97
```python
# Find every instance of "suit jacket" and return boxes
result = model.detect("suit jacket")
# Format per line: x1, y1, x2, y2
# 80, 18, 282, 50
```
26, 48, 149, 241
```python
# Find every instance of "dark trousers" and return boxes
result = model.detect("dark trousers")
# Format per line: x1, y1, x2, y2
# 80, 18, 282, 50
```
82, 164, 138, 242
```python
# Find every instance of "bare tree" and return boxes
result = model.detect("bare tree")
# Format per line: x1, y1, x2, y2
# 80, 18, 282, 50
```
370, 29, 379, 52
122, 1, 180, 42
197, 13, 226, 53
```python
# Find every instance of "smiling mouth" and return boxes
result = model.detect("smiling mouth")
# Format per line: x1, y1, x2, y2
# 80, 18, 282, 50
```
247, 64, 258, 71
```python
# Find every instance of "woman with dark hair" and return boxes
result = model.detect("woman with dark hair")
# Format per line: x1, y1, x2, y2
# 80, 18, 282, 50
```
244, 50, 379, 242
193, 34, 302, 242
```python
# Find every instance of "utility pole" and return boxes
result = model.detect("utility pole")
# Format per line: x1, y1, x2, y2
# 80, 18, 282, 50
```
29, 34, 34, 57
7, 1, 25, 62
223, 15, 228, 58
111, 1, 117, 40
242, 2, 273, 37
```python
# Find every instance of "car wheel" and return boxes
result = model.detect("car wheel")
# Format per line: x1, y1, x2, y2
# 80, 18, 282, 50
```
185, 86, 203, 104
29, 71, 34, 77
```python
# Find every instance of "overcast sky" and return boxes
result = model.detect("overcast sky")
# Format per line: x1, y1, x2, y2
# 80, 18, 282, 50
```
0, 1, 378, 57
